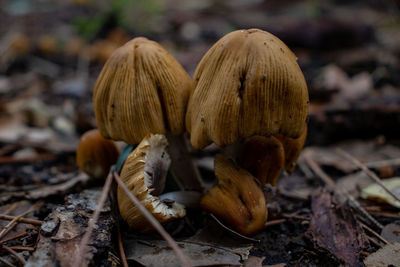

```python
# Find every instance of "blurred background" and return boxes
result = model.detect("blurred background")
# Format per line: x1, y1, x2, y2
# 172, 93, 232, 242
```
0, 0, 399, 160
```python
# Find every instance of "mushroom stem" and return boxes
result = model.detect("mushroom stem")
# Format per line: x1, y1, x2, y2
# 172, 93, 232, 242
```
166, 134, 204, 192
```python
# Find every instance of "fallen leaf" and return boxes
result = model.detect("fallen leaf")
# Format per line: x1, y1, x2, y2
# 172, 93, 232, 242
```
361, 177, 400, 208
381, 223, 400, 243
308, 189, 367, 267
364, 242, 400, 267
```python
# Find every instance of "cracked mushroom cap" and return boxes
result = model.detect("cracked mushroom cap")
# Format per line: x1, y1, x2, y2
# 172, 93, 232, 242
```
94, 37, 193, 145
186, 29, 309, 149
117, 134, 186, 232
200, 154, 267, 236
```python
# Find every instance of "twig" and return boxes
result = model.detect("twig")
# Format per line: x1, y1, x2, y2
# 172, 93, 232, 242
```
367, 211, 400, 219
1, 245, 26, 265
365, 158, 400, 168
367, 235, 383, 248
264, 218, 287, 227
336, 149, 400, 202
117, 223, 128, 267
72, 170, 113, 267
360, 222, 390, 245
0, 230, 27, 245
0, 214, 42, 226
0, 153, 57, 164
0, 201, 43, 241
209, 214, 260, 243
113, 170, 192, 267
303, 151, 384, 230
0, 257, 17, 267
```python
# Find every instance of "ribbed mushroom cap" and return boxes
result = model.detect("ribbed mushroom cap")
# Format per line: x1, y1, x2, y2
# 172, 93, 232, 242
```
186, 29, 309, 149
200, 154, 267, 236
94, 37, 193, 145
117, 134, 186, 233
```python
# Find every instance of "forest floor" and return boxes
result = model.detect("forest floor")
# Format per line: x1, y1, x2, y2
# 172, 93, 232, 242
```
0, 0, 400, 266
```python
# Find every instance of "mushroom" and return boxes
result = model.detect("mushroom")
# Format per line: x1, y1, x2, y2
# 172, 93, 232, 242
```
186, 29, 309, 185
200, 154, 267, 236
76, 129, 119, 179
186, 29, 309, 235
117, 134, 186, 232
93, 37, 203, 191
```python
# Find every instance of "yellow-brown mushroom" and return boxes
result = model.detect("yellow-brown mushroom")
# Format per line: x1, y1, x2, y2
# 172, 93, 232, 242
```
188, 29, 309, 235
186, 29, 309, 185
76, 129, 119, 179
93, 37, 192, 145
93, 37, 203, 191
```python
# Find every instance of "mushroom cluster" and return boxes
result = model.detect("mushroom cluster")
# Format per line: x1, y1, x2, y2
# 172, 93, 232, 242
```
88, 29, 308, 236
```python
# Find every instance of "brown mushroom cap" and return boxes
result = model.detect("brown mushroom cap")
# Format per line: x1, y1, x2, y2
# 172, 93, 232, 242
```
117, 134, 186, 232
76, 129, 119, 179
186, 29, 309, 149
200, 154, 267, 236
94, 37, 193, 145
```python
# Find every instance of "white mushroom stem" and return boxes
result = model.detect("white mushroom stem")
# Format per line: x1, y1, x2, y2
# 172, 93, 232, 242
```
166, 134, 204, 192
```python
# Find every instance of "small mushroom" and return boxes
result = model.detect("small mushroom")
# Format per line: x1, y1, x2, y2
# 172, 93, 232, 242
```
76, 129, 119, 179
200, 154, 267, 236
117, 134, 186, 232
93, 37, 203, 191
186, 29, 309, 185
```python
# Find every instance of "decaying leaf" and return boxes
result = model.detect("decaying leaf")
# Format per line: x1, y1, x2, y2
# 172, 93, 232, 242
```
381, 223, 400, 243
364, 242, 400, 267
125, 219, 253, 267
308, 189, 367, 267
361, 177, 400, 208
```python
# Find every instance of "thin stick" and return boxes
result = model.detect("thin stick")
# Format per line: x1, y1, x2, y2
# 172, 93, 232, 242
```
113, 170, 192, 267
117, 223, 128, 267
367, 235, 383, 248
0, 201, 42, 240
1, 245, 26, 265
303, 151, 384, 230
0, 214, 42, 226
264, 219, 287, 227
359, 222, 390, 245
72, 170, 113, 267
0, 257, 16, 267
0, 230, 27, 245
365, 158, 400, 168
336, 149, 400, 202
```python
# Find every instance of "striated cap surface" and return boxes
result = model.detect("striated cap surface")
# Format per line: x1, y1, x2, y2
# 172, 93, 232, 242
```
94, 37, 193, 145
186, 29, 309, 148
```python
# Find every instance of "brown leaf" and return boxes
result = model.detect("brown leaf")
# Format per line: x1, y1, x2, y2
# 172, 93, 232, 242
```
307, 188, 368, 266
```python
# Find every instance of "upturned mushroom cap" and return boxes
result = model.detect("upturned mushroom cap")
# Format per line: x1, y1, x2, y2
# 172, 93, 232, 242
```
94, 37, 193, 145
76, 129, 119, 179
117, 134, 186, 232
186, 29, 309, 149
200, 154, 267, 236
